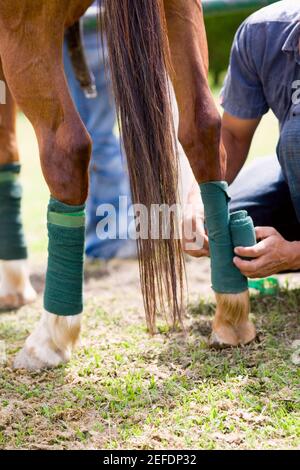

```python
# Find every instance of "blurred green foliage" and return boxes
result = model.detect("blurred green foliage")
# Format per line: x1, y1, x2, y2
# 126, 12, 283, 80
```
204, 1, 279, 84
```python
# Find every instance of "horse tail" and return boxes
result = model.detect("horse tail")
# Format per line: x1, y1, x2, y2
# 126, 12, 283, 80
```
101, 0, 184, 333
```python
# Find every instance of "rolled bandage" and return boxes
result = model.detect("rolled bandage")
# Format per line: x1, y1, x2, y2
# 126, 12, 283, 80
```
200, 181, 255, 294
0, 163, 27, 260
44, 197, 86, 316
230, 210, 256, 259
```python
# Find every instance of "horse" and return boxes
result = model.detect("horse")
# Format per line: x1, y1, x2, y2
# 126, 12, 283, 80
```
0, 0, 256, 370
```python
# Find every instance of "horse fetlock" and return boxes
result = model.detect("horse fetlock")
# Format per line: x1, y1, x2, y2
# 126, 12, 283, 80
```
0, 260, 36, 310
13, 311, 82, 370
47, 312, 82, 352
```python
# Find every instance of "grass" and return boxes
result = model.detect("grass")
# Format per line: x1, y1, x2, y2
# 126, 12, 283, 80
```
0, 287, 299, 449
0, 110, 299, 450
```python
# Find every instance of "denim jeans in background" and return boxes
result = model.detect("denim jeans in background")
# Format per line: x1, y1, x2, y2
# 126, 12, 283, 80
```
230, 155, 300, 243
64, 30, 136, 259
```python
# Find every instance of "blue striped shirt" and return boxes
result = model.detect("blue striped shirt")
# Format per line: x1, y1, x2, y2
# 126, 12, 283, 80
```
221, 0, 300, 129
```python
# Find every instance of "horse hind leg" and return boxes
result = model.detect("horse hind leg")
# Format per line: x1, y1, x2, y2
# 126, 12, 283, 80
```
0, 10, 91, 369
0, 58, 36, 311
164, 0, 256, 348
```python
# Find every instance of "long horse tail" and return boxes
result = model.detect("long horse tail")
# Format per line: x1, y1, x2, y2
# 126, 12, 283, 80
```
101, 0, 184, 333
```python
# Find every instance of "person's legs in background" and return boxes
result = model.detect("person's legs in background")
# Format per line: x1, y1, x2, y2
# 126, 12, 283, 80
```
64, 27, 136, 260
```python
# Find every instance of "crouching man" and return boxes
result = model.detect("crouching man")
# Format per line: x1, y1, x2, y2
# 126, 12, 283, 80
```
221, 0, 300, 278
219, 0, 300, 278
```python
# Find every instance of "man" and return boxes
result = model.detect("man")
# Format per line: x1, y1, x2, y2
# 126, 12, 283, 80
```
220, 0, 300, 278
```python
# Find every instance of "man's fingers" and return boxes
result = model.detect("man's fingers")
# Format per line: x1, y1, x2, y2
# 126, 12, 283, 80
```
234, 238, 268, 258
185, 247, 209, 258
255, 226, 277, 240
233, 256, 255, 273
183, 233, 209, 258
233, 255, 268, 277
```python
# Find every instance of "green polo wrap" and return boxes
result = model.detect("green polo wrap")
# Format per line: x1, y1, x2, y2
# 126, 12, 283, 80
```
230, 210, 256, 259
0, 163, 27, 260
200, 181, 256, 294
44, 197, 86, 316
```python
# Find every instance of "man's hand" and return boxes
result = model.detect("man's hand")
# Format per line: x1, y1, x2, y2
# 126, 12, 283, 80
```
182, 211, 209, 257
233, 226, 300, 278
182, 181, 209, 257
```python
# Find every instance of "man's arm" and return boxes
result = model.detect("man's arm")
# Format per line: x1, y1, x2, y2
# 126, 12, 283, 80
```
223, 113, 300, 276
222, 112, 261, 184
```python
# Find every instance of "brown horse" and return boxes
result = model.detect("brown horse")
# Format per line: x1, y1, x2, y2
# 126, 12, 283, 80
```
0, 0, 255, 370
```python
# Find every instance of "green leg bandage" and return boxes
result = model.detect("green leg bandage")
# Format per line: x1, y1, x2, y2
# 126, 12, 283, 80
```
200, 182, 256, 294
0, 163, 27, 260
44, 197, 86, 316
230, 210, 256, 259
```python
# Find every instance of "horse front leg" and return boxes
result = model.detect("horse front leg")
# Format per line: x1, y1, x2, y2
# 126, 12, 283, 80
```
0, 6, 91, 368
0, 58, 37, 310
164, 0, 256, 347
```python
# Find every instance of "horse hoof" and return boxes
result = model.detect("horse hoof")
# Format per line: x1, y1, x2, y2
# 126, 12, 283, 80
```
209, 326, 240, 349
14, 346, 46, 370
210, 321, 257, 349
13, 343, 69, 370
236, 321, 257, 345
209, 333, 238, 349
0, 290, 37, 312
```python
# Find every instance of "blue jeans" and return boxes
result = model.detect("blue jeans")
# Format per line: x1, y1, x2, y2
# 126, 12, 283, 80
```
230, 153, 300, 242
64, 30, 134, 259
277, 104, 300, 224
